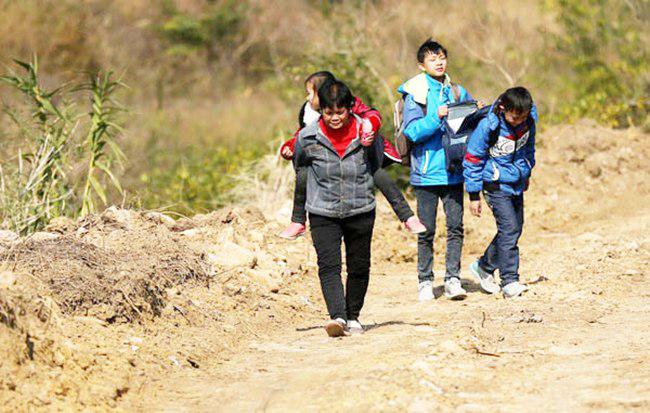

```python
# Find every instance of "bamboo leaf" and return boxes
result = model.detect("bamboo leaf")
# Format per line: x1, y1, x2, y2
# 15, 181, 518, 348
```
97, 162, 123, 193
89, 175, 107, 204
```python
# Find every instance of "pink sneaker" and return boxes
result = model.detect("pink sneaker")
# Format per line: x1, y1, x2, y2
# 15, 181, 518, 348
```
404, 216, 427, 234
278, 222, 306, 240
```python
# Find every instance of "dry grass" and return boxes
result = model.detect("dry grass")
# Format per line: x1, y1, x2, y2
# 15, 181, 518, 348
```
1, 208, 211, 322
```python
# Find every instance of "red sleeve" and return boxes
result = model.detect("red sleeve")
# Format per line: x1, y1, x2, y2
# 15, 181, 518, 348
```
279, 128, 300, 160
351, 96, 382, 133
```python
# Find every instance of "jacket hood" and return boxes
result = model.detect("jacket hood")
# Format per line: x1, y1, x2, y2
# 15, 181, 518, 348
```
397, 73, 453, 105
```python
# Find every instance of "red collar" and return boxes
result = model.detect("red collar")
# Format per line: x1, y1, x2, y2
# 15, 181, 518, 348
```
319, 118, 357, 157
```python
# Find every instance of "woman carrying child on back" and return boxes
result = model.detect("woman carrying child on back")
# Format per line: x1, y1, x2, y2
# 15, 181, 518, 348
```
278, 71, 425, 240
293, 79, 382, 337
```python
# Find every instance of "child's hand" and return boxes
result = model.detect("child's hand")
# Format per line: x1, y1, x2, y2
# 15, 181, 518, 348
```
470, 200, 482, 217
477, 100, 486, 109
437, 105, 449, 119
360, 131, 375, 147
360, 118, 375, 147
281, 146, 294, 160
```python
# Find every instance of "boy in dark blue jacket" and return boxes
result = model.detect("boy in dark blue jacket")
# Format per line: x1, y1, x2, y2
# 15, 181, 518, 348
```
397, 39, 480, 301
463, 87, 537, 298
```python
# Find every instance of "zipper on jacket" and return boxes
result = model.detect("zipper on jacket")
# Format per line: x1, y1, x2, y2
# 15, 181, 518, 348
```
422, 151, 430, 174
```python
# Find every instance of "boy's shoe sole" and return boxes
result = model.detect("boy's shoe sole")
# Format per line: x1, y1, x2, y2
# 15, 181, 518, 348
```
470, 262, 500, 294
325, 320, 347, 337
444, 291, 467, 300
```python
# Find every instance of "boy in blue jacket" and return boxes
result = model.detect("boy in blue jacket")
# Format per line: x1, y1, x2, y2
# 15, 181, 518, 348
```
397, 39, 480, 301
463, 87, 537, 298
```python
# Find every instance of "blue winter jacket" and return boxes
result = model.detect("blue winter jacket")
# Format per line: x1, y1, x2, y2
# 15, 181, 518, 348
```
397, 73, 472, 186
463, 102, 538, 197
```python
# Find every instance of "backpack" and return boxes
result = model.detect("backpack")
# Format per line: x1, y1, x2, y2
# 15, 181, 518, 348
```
393, 84, 461, 167
441, 101, 490, 173
441, 101, 535, 173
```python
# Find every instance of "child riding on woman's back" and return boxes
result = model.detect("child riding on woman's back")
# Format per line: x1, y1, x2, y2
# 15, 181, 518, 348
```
294, 78, 383, 336
278, 71, 425, 240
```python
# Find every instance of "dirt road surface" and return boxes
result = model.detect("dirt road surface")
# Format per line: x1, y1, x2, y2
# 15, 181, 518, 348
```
143, 206, 649, 412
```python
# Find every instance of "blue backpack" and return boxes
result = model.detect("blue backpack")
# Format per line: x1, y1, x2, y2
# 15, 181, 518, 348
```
442, 102, 496, 173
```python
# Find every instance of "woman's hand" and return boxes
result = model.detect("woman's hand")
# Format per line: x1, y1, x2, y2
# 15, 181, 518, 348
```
477, 100, 486, 109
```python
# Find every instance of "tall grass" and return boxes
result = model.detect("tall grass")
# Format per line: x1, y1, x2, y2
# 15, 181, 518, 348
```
79, 72, 125, 216
0, 58, 73, 232
0, 58, 125, 233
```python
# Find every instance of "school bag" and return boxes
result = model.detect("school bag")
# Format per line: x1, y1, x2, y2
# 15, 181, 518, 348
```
393, 85, 461, 167
441, 101, 489, 173
453, 103, 535, 171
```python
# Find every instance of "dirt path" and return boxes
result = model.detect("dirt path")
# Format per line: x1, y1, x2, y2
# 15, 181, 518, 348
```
143, 207, 649, 412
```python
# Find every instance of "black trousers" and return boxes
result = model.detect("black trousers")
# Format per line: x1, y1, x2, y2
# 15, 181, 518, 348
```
309, 210, 375, 320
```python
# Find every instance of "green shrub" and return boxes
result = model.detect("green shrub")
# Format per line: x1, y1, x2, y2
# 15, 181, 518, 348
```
551, 0, 648, 127
134, 140, 269, 215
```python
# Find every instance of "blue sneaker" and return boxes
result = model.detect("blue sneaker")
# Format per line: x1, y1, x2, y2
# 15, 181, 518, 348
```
469, 260, 500, 294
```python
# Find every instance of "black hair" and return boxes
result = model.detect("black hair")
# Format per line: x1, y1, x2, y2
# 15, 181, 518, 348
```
304, 71, 336, 90
499, 87, 533, 113
317, 79, 355, 110
417, 39, 448, 63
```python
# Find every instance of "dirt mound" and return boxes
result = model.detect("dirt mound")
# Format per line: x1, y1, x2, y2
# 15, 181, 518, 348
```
528, 121, 649, 228
0, 269, 141, 410
1, 207, 210, 322
0, 204, 321, 410
1, 272, 58, 406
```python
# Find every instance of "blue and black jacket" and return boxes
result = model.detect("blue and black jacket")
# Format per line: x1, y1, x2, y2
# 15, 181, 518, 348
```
463, 101, 538, 199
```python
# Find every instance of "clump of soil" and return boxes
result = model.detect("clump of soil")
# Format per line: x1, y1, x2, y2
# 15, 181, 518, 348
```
1, 207, 211, 322
0, 270, 130, 410
0, 204, 321, 410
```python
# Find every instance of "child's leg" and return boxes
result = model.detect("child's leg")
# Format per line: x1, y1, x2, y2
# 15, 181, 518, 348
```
373, 168, 414, 222
478, 234, 499, 273
414, 186, 441, 282
441, 184, 464, 281
483, 191, 524, 287
342, 210, 375, 320
291, 166, 308, 224
309, 213, 346, 320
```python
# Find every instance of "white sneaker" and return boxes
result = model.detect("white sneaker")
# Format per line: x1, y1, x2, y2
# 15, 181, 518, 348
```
418, 280, 434, 301
324, 318, 347, 337
444, 278, 467, 300
502, 281, 528, 298
346, 319, 364, 335
469, 260, 500, 294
